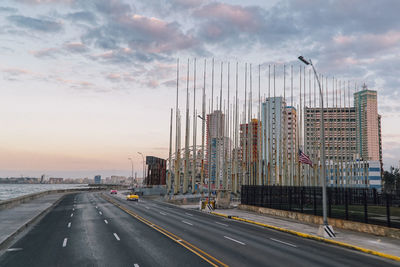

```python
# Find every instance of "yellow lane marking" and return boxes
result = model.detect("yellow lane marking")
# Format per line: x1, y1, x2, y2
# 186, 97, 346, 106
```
210, 212, 400, 262
102, 194, 228, 267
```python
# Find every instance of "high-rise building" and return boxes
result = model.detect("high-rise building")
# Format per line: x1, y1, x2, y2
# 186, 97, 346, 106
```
285, 106, 297, 162
240, 119, 260, 185
302, 84, 382, 189
261, 96, 286, 185
206, 110, 226, 188
94, 175, 101, 184
304, 107, 356, 162
354, 85, 380, 162
145, 156, 166, 185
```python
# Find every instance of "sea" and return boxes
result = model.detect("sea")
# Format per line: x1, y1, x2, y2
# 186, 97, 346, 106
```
0, 184, 90, 201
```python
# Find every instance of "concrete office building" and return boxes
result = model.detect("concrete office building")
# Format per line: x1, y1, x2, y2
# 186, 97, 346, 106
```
240, 119, 260, 185
261, 96, 286, 185
304, 107, 356, 163
206, 110, 226, 189
285, 106, 297, 162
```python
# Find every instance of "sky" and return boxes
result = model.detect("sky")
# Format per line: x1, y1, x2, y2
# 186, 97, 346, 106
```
1, 0, 400, 178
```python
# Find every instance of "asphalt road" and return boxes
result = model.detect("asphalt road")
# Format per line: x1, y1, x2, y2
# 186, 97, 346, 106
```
108, 193, 400, 267
0, 193, 208, 267
1, 192, 399, 267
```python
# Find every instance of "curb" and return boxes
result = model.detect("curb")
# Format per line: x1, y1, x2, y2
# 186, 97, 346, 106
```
210, 212, 400, 262
0, 194, 66, 251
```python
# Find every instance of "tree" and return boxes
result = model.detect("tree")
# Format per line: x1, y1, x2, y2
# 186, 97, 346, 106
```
383, 166, 400, 193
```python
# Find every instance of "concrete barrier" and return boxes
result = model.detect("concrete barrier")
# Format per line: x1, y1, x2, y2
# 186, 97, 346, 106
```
0, 187, 102, 210
239, 204, 400, 239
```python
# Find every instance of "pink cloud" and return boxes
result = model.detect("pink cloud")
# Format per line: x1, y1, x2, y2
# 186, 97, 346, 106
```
15, 0, 74, 4
30, 47, 59, 57
64, 42, 88, 53
194, 3, 259, 30
117, 14, 196, 53
3, 67, 33, 75
334, 31, 400, 49
106, 73, 121, 81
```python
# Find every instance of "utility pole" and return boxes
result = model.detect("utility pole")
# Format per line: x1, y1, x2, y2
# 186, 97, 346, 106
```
128, 157, 134, 188
298, 56, 334, 237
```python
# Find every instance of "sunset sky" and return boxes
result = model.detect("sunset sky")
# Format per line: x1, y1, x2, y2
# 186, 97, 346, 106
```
1, 0, 400, 178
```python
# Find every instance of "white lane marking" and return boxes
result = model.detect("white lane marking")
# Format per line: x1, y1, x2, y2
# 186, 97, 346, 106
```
224, 236, 245, 245
182, 220, 193, 226
145, 206, 150, 209
113, 233, 120, 241
134, 264, 140, 267
72, 208, 75, 211
176, 240, 182, 242
215, 222, 228, 227
67, 222, 71, 228
185, 212, 193, 217
62, 238, 68, 247
270, 238, 297, 248
99, 211, 102, 215
159, 211, 167, 215
104, 219, 108, 224
70, 213, 73, 217
6, 248, 23, 252
95, 206, 98, 209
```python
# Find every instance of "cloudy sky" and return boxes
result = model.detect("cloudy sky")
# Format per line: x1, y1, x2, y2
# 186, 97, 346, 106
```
1, 0, 399, 178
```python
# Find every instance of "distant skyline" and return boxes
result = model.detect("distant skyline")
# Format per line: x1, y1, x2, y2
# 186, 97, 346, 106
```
1, 0, 400, 178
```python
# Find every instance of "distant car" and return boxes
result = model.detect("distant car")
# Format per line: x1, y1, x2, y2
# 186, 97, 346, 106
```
110, 189, 117, 194
126, 193, 139, 201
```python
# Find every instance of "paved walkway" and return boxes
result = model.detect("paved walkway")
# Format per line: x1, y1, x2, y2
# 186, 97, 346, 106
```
0, 194, 64, 248
209, 207, 400, 257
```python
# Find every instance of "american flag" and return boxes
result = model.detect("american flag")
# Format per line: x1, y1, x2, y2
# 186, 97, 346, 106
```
299, 149, 313, 166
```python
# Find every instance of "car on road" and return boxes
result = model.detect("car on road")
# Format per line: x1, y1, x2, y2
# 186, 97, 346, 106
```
110, 189, 117, 194
126, 193, 139, 201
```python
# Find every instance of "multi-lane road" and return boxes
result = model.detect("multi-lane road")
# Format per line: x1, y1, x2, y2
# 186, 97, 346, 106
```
0, 192, 398, 267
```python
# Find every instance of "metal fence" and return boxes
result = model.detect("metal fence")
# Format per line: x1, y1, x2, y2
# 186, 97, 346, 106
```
241, 185, 400, 229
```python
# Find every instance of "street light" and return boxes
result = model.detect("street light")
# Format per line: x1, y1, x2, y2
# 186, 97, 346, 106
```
298, 56, 333, 236
137, 152, 145, 185
128, 157, 134, 189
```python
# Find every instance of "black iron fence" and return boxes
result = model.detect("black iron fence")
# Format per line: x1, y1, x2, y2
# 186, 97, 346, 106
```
241, 185, 400, 229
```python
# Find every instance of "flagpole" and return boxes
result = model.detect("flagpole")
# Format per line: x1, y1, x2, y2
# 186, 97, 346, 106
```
290, 65, 294, 186
192, 58, 197, 194
258, 64, 262, 185
200, 59, 206, 194
268, 65, 272, 185
273, 64, 277, 185
174, 58, 180, 194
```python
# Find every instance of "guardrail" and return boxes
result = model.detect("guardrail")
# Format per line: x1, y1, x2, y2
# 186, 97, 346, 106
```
0, 187, 103, 210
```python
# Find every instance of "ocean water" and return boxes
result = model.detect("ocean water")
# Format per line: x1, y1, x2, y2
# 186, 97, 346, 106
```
0, 184, 89, 201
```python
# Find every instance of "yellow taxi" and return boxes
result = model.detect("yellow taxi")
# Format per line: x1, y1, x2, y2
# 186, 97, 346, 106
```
126, 193, 139, 201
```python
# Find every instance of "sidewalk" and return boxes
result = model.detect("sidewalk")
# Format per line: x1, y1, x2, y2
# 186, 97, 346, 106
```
211, 207, 400, 258
0, 193, 64, 249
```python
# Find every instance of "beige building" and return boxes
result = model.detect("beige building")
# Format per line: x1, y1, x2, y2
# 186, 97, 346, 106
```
354, 85, 381, 163
286, 106, 297, 161
304, 107, 356, 163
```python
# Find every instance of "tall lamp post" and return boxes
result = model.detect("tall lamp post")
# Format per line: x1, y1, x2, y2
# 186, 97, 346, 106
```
298, 56, 333, 236
137, 152, 145, 185
128, 157, 134, 189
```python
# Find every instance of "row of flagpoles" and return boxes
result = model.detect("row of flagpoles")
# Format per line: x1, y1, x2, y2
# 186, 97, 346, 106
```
166, 58, 367, 195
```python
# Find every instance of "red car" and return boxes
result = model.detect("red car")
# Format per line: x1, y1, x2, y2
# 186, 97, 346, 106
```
110, 189, 117, 194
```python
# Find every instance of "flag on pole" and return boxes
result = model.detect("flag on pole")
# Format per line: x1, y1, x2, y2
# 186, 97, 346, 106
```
299, 149, 313, 166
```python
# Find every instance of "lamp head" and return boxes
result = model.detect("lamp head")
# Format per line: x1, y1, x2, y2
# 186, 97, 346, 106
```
298, 56, 310, 65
